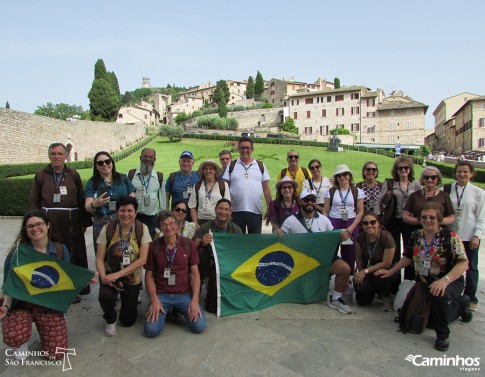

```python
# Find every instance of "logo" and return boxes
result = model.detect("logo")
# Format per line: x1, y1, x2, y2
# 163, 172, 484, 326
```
4, 347, 76, 371
405, 354, 480, 372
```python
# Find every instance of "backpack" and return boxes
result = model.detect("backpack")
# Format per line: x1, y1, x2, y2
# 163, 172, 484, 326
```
380, 179, 397, 226
328, 186, 358, 209
53, 242, 64, 260
397, 281, 430, 334
149, 236, 192, 276
166, 171, 200, 192
106, 219, 144, 247
442, 183, 452, 194
280, 167, 310, 181
228, 159, 264, 177
127, 169, 164, 189
194, 179, 226, 209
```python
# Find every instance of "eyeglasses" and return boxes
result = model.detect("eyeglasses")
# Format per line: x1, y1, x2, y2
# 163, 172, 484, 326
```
302, 197, 317, 203
423, 175, 438, 181
420, 215, 437, 221
397, 166, 410, 171
281, 185, 294, 190
26, 221, 46, 230
96, 159, 112, 167
362, 220, 377, 226
239, 146, 252, 150
288, 155, 299, 160
335, 172, 349, 179
309, 165, 320, 170
365, 168, 377, 172
160, 221, 177, 228
173, 207, 188, 214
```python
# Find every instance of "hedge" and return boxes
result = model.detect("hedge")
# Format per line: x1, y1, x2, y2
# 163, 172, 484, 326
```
427, 161, 485, 182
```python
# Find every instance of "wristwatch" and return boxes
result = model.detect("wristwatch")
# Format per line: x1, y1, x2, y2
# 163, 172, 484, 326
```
364, 268, 369, 274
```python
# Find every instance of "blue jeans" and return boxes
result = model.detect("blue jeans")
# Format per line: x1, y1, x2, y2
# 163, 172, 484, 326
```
144, 294, 206, 337
463, 241, 479, 304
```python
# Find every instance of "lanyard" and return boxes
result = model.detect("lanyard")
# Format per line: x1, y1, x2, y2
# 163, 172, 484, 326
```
423, 235, 436, 257
455, 183, 467, 208
180, 172, 192, 188
239, 161, 253, 175
338, 189, 351, 208
366, 234, 380, 260
311, 178, 323, 195
140, 173, 152, 192
53, 171, 64, 190
165, 241, 178, 268
118, 222, 134, 255
205, 181, 215, 200
212, 224, 228, 234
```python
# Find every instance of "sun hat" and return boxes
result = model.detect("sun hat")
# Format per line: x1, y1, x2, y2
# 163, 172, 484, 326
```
334, 164, 351, 176
275, 176, 298, 191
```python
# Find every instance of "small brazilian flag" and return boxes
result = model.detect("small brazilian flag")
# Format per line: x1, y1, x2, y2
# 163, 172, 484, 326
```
2, 244, 95, 313
212, 232, 341, 317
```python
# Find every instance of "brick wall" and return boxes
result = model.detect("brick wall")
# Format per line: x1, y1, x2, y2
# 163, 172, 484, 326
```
0, 108, 147, 164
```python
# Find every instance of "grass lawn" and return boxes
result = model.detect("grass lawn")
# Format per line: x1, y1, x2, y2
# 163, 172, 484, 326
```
67, 137, 484, 195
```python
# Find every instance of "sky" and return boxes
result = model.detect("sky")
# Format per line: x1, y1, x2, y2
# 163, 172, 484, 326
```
1, 0, 484, 130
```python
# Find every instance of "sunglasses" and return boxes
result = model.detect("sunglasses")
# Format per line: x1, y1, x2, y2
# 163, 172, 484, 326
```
309, 165, 320, 170
96, 159, 112, 167
423, 175, 438, 181
420, 215, 437, 221
335, 172, 349, 179
365, 168, 377, 172
288, 155, 299, 160
397, 166, 410, 171
362, 220, 377, 226
302, 197, 317, 203
173, 207, 188, 214
281, 185, 294, 190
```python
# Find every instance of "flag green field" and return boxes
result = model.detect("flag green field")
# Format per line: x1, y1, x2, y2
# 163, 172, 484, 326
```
212, 232, 341, 317
3, 243, 95, 312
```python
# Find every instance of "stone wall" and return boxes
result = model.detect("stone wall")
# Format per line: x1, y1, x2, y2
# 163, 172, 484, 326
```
0, 108, 147, 164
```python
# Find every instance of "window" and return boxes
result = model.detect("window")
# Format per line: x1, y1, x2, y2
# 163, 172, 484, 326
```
389, 121, 395, 130
407, 109, 412, 115
367, 112, 376, 117
335, 95, 344, 102
297, 100, 299, 105
351, 123, 360, 132
367, 126, 375, 134
305, 126, 313, 135
144, 115, 148, 119
367, 98, 376, 107
351, 106, 359, 115
270, 91, 275, 95
406, 120, 413, 129
291, 100, 294, 106
370, 138, 376, 142
307, 111, 311, 118
118, 114, 123, 118
479, 138, 485, 147
327, 96, 332, 102
320, 97, 324, 103
284, 101, 287, 107
320, 125, 329, 135
479, 118, 485, 128
406, 135, 412, 143
322, 109, 327, 117
336, 108, 345, 116
390, 110, 396, 116
305, 98, 313, 104
293, 112, 298, 119
351, 93, 360, 100
389, 136, 396, 143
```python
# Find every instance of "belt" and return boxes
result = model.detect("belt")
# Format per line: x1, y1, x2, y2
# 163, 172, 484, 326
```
42, 207, 78, 211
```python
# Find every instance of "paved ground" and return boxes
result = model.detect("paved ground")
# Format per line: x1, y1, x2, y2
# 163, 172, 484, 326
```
0, 218, 483, 377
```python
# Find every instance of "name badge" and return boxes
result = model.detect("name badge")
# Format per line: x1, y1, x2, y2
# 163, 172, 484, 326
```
244, 173, 249, 180
59, 186, 68, 195
455, 208, 461, 217
340, 208, 348, 221
123, 254, 131, 266
168, 274, 176, 286
109, 201, 117, 211
53, 193, 61, 203
423, 259, 431, 269
203, 197, 210, 209
144, 196, 151, 206
187, 187, 193, 194
183, 191, 189, 199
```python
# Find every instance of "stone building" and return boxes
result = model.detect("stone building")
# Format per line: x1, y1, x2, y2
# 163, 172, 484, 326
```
452, 96, 485, 155
265, 77, 335, 107
117, 100, 159, 126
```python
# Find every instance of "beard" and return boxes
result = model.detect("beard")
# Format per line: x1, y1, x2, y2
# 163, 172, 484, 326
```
140, 161, 153, 176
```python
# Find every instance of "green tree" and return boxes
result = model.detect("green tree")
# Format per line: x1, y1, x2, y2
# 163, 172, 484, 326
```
330, 127, 350, 135
246, 76, 255, 99
108, 71, 121, 96
334, 77, 341, 89
121, 91, 134, 106
159, 125, 184, 141
34, 102, 84, 120
419, 145, 431, 157
255, 71, 264, 99
281, 117, 298, 134
214, 80, 230, 104
217, 88, 227, 118
5, 101, 10, 109
94, 59, 108, 80
174, 113, 189, 125
88, 78, 121, 121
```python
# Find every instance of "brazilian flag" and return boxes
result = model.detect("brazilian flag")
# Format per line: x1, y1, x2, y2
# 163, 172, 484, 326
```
2, 244, 95, 313
212, 232, 341, 317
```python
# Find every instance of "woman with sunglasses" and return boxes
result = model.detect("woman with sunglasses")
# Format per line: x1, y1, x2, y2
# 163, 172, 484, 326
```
353, 213, 398, 311
376, 156, 421, 268
377, 203, 472, 351
170, 201, 197, 239
302, 159, 332, 214
323, 164, 365, 270
444, 161, 485, 311
356, 161, 382, 215
268, 176, 301, 235
85, 151, 135, 252
2, 211, 72, 359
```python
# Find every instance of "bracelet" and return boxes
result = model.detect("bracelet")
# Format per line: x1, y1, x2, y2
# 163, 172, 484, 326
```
444, 275, 450, 282
90, 202, 96, 210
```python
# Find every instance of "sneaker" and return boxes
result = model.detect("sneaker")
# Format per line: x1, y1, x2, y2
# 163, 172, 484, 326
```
382, 297, 394, 312
435, 338, 449, 352
461, 296, 473, 323
328, 295, 352, 314
14, 342, 29, 360
104, 322, 117, 337
470, 303, 477, 311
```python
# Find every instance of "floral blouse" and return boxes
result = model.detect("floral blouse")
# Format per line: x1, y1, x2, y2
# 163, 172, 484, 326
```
403, 228, 467, 281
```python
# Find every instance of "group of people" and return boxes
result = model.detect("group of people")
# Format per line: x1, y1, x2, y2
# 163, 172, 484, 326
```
1, 137, 483, 358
